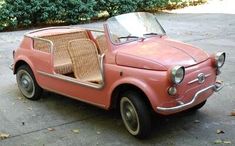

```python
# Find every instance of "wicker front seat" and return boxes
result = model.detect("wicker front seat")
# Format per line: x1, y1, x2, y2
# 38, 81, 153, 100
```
68, 39, 102, 83
95, 35, 108, 54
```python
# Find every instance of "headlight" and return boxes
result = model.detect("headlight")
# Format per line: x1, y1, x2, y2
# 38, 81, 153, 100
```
171, 66, 185, 84
215, 52, 225, 68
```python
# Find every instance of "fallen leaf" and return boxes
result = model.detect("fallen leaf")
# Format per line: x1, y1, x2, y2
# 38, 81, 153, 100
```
194, 120, 200, 123
17, 96, 23, 100
47, 128, 55, 131
0, 133, 10, 140
214, 139, 223, 144
223, 140, 231, 144
27, 107, 32, 111
96, 131, 101, 135
185, 32, 192, 35
216, 129, 225, 134
230, 111, 235, 116
72, 129, 79, 133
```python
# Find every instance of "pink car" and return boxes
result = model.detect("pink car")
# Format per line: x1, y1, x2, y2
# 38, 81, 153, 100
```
12, 12, 225, 138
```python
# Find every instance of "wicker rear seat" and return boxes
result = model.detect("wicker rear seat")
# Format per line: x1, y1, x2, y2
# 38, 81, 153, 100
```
34, 30, 89, 74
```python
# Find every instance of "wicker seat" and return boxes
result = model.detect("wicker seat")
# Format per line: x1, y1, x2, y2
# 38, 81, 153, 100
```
95, 35, 108, 54
68, 39, 102, 83
34, 30, 89, 74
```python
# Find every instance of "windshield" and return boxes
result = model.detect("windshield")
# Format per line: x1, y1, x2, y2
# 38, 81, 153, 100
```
107, 12, 165, 44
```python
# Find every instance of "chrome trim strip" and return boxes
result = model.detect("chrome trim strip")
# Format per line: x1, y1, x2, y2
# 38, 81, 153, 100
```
42, 86, 106, 108
26, 36, 54, 54
25, 26, 73, 35
100, 53, 105, 83
25, 26, 104, 36
37, 71, 104, 89
188, 73, 211, 84
157, 81, 223, 112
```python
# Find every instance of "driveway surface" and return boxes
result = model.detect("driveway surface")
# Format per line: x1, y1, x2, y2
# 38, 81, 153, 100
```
0, 1, 235, 145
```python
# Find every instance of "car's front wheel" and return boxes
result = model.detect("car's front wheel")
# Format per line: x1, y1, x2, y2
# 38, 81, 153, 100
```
120, 91, 151, 138
16, 65, 42, 100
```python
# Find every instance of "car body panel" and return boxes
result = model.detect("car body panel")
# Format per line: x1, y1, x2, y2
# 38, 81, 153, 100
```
116, 36, 209, 70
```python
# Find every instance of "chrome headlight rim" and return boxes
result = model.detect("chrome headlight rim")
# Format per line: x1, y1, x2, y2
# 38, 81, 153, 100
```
171, 65, 185, 84
215, 52, 226, 68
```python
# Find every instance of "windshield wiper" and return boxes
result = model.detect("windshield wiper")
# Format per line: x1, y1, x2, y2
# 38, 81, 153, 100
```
143, 32, 159, 36
118, 35, 139, 39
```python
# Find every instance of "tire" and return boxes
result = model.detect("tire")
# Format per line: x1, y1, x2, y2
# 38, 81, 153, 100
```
16, 65, 42, 100
120, 91, 151, 138
190, 100, 207, 112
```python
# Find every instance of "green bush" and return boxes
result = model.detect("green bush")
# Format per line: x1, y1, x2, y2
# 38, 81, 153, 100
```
0, 0, 207, 31
62, 0, 97, 24
0, 0, 97, 30
96, 0, 142, 17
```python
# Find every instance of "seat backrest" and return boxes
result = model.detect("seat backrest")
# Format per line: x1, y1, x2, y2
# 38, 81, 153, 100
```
33, 31, 88, 58
44, 31, 88, 61
95, 35, 108, 54
68, 39, 102, 83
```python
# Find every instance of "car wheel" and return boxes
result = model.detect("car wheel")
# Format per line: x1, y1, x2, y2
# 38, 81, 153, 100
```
16, 65, 42, 100
190, 100, 207, 111
120, 91, 151, 138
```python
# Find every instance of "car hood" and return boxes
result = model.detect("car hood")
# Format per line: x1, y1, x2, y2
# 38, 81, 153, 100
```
115, 37, 209, 70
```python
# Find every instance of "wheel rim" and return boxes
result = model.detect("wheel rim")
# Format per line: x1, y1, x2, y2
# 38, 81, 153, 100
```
16, 70, 35, 98
120, 97, 140, 135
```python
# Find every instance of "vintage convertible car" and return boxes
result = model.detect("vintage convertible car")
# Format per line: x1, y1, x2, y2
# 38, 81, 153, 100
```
12, 12, 225, 138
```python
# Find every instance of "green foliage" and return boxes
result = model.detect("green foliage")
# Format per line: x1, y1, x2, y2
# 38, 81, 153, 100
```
140, 0, 169, 10
0, 0, 97, 30
62, 0, 97, 24
0, 0, 207, 31
96, 0, 142, 16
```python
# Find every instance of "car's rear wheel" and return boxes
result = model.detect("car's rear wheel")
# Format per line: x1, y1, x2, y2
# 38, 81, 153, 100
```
16, 65, 42, 100
120, 91, 151, 138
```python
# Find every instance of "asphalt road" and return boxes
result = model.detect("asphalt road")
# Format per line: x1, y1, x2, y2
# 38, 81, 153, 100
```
0, 4, 235, 146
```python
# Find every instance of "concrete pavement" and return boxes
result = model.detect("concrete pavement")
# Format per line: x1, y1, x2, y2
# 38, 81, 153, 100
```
0, 1, 235, 146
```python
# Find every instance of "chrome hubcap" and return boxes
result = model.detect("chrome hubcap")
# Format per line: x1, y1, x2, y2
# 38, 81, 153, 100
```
120, 97, 140, 135
17, 70, 35, 98
21, 75, 30, 88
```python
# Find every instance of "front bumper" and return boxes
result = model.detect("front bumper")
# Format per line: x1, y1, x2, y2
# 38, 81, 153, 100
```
156, 81, 223, 112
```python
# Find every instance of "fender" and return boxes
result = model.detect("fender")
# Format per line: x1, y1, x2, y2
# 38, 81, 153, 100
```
107, 76, 160, 110
14, 55, 37, 79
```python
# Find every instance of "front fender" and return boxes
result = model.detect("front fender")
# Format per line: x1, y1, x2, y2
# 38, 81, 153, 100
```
108, 76, 160, 110
14, 55, 35, 74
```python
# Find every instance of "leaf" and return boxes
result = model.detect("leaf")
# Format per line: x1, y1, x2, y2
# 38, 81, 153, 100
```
47, 128, 55, 131
72, 129, 79, 134
223, 140, 232, 144
230, 111, 235, 116
27, 107, 33, 111
0, 133, 10, 140
214, 139, 223, 144
96, 131, 101, 135
216, 129, 225, 134
16, 96, 23, 100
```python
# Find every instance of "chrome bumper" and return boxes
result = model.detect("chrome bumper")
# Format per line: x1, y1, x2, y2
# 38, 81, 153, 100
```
156, 81, 224, 112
